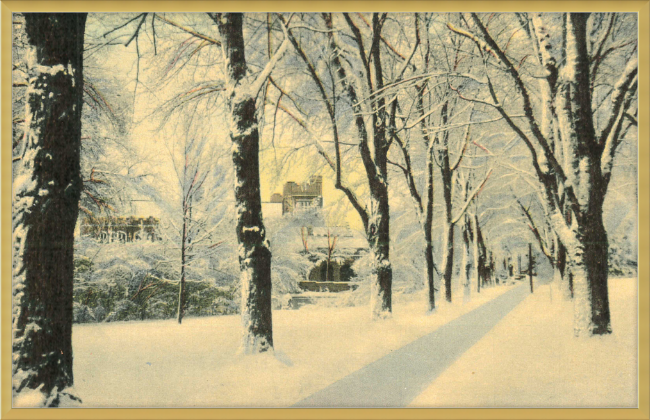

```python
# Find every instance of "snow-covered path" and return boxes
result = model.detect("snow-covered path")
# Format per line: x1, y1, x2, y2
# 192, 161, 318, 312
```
294, 282, 533, 407
409, 278, 637, 407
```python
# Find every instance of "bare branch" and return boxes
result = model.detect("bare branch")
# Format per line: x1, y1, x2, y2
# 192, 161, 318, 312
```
162, 14, 221, 46
102, 13, 145, 38
452, 168, 493, 225
598, 56, 638, 147
249, 13, 292, 99
124, 14, 147, 47
391, 135, 423, 215
516, 199, 553, 265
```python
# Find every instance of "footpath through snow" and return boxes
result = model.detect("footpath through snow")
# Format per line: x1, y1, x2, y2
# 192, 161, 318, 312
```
294, 282, 531, 407
409, 277, 637, 407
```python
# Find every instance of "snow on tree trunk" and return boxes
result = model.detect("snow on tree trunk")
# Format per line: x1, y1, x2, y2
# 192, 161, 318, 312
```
323, 13, 393, 319
555, 205, 611, 335
367, 198, 392, 319
553, 14, 616, 336
460, 12, 636, 336
217, 13, 273, 353
12, 13, 87, 407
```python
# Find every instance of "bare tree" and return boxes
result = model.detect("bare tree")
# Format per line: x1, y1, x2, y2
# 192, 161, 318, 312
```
324, 229, 339, 282
213, 12, 290, 352
274, 13, 402, 318
160, 130, 223, 324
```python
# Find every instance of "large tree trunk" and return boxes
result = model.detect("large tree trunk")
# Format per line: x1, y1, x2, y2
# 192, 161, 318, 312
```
557, 200, 611, 335
553, 14, 613, 335
368, 195, 392, 319
217, 13, 273, 353
439, 112, 455, 303
12, 13, 87, 406
582, 206, 610, 334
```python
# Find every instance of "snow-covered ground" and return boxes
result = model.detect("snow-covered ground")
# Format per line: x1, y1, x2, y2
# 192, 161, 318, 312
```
65, 278, 637, 407
70, 284, 516, 407
409, 277, 638, 407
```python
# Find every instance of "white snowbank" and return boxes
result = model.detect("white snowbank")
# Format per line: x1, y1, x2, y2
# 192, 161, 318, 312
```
409, 277, 638, 407
72, 284, 515, 407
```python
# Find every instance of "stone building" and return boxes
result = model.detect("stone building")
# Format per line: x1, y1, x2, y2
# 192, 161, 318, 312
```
80, 215, 161, 243
281, 175, 323, 214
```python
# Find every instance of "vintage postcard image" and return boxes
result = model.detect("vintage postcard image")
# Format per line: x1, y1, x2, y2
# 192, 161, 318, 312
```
9, 11, 639, 408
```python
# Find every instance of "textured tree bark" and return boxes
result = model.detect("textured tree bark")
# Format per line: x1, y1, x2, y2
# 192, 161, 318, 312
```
553, 14, 613, 336
439, 105, 455, 302
367, 196, 392, 319
216, 13, 273, 353
441, 221, 455, 302
529, 243, 534, 293
414, 73, 437, 312
12, 13, 87, 406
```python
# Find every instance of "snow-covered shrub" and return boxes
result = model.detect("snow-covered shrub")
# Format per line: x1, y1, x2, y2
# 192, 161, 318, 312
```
73, 302, 96, 323
272, 261, 309, 295
214, 296, 239, 314
74, 255, 93, 276
608, 219, 637, 277
73, 278, 127, 322
93, 305, 107, 322
185, 280, 224, 317
102, 264, 133, 286
73, 240, 241, 322
104, 299, 141, 322
147, 300, 174, 319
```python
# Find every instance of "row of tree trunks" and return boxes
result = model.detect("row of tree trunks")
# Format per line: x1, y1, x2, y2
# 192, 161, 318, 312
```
457, 12, 637, 335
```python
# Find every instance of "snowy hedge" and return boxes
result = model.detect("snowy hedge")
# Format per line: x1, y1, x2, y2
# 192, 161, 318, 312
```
73, 240, 239, 323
